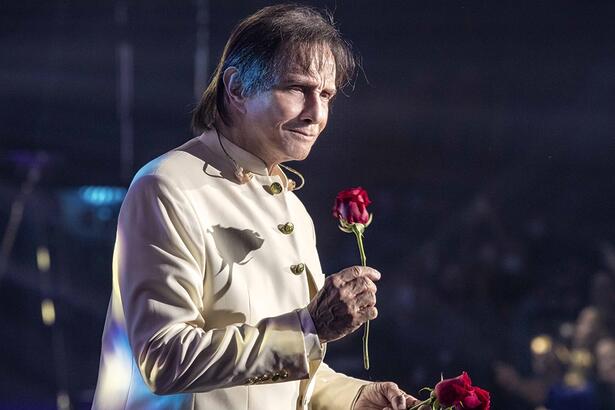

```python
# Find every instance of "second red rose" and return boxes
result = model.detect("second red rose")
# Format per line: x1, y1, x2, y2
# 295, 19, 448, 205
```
434, 372, 490, 410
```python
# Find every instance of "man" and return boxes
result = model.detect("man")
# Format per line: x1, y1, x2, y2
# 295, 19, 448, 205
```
93, 5, 421, 410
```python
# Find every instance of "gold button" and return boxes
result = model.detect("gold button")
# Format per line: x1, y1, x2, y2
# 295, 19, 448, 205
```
290, 263, 305, 275
280, 369, 289, 379
269, 182, 283, 195
278, 222, 294, 234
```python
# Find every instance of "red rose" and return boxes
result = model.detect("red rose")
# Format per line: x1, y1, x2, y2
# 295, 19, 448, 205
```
434, 372, 490, 410
332, 187, 372, 225
332, 186, 374, 370
472, 386, 491, 410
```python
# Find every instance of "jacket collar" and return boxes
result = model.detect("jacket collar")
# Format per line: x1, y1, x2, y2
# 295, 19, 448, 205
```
198, 128, 293, 189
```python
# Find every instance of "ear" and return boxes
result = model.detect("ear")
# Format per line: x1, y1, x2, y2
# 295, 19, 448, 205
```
222, 67, 247, 114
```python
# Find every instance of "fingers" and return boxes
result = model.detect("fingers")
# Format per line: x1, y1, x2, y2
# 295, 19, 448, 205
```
345, 276, 378, 296
368, 306, 378, 320
338, 266, 381, 283
355, 289, 376, 308
380, 382, 407, 410
355, 305, 378, 323
404, 394, 425, 409
307, 266, 381, 343
351, 293, 378, 325
365, 306, 378, 320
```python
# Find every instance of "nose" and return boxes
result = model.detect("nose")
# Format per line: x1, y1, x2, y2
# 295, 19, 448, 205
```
299, 93, 327, 125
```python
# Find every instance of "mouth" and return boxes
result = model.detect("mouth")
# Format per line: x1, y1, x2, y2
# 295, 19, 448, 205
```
288, 129, 317, 138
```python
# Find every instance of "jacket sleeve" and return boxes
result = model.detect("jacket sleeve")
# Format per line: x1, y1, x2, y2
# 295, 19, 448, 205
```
118, 174, 311, 394
310, 361, 370, 410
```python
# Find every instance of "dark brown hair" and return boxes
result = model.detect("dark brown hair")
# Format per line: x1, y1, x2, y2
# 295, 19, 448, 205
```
191, 4, 356, 133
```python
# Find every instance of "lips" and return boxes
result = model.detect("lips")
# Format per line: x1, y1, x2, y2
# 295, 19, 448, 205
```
288, 129, 316, 138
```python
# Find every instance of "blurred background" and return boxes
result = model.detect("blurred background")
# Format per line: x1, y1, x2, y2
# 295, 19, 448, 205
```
1, 1, 615, 409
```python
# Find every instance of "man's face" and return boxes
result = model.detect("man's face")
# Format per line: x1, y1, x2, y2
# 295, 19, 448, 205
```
241, 50, 337, 167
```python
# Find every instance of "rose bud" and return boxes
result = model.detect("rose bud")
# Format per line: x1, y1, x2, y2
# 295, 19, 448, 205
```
332, 187, 373, 231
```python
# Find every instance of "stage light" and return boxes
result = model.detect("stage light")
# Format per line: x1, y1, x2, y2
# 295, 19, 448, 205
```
57, 390, 70, 410
36, 246, 50, 272
58, 186, 127, 238
531, 335, 553, 355
78, 186, 126, 206
41, 298, 56, 326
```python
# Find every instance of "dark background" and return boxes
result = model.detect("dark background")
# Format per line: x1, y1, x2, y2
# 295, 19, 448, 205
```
1, 1, 614, 408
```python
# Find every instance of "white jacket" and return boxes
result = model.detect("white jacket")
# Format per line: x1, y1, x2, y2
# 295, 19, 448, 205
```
92, 130, 369, 409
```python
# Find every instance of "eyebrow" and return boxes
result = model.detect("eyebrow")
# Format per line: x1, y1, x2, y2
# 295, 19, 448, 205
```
279, 75, 337, 94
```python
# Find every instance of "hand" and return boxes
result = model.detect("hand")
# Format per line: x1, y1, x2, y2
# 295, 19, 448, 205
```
307, 266, 379, 343
353, 382, 426, 410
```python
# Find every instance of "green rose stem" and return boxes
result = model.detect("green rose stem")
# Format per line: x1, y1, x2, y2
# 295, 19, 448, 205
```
406, 388, 437, 410
333, 188, 373, 371
408, 400, 454, 410
407, 399, 433, 410
351, 223, 370, 370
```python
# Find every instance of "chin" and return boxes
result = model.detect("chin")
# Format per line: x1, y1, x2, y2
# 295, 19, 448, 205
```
291, 147, 313, 161
279, 143, 314, 162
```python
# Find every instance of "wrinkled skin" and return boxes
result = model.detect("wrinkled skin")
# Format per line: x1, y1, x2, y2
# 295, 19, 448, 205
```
307, 266, 429, 410
353, 382, 426, 410
307, 265, 379, 343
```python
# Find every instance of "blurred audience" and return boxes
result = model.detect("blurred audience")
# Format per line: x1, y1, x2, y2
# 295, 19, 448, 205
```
595, 337, 615, 410
492, 271, 615, 409
372, 189, 615, 409
573, 306, 609, 352
494, 335, 566, 408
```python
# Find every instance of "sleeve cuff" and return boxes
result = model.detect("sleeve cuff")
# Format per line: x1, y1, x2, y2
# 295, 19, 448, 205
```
351, 384, 368, 409
296, 307, 323, 361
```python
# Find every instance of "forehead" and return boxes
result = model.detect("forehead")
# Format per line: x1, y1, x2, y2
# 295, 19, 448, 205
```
277, 46, 336, 84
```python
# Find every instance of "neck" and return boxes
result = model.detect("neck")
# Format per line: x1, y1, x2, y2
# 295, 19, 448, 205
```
213, 118, 278, 175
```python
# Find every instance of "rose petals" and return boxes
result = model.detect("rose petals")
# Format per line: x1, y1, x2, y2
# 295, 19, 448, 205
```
433, 372, 490, 410
332, 187, 372, 225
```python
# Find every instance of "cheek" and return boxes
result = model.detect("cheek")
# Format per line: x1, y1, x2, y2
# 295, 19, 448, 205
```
246, 95, 287, 125
272, 94, 304, 122
321, 109, 329, 127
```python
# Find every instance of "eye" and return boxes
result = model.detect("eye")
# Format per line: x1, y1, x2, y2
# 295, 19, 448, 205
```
288, 85, 304, 93
321, 91, 336, 102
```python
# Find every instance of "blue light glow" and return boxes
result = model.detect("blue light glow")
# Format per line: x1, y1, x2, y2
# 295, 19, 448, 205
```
78, 186, 127, 206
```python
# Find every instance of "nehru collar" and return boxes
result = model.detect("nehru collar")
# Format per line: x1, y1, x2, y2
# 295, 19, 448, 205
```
214, 128, 270, 176
198, 129, 298, 190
